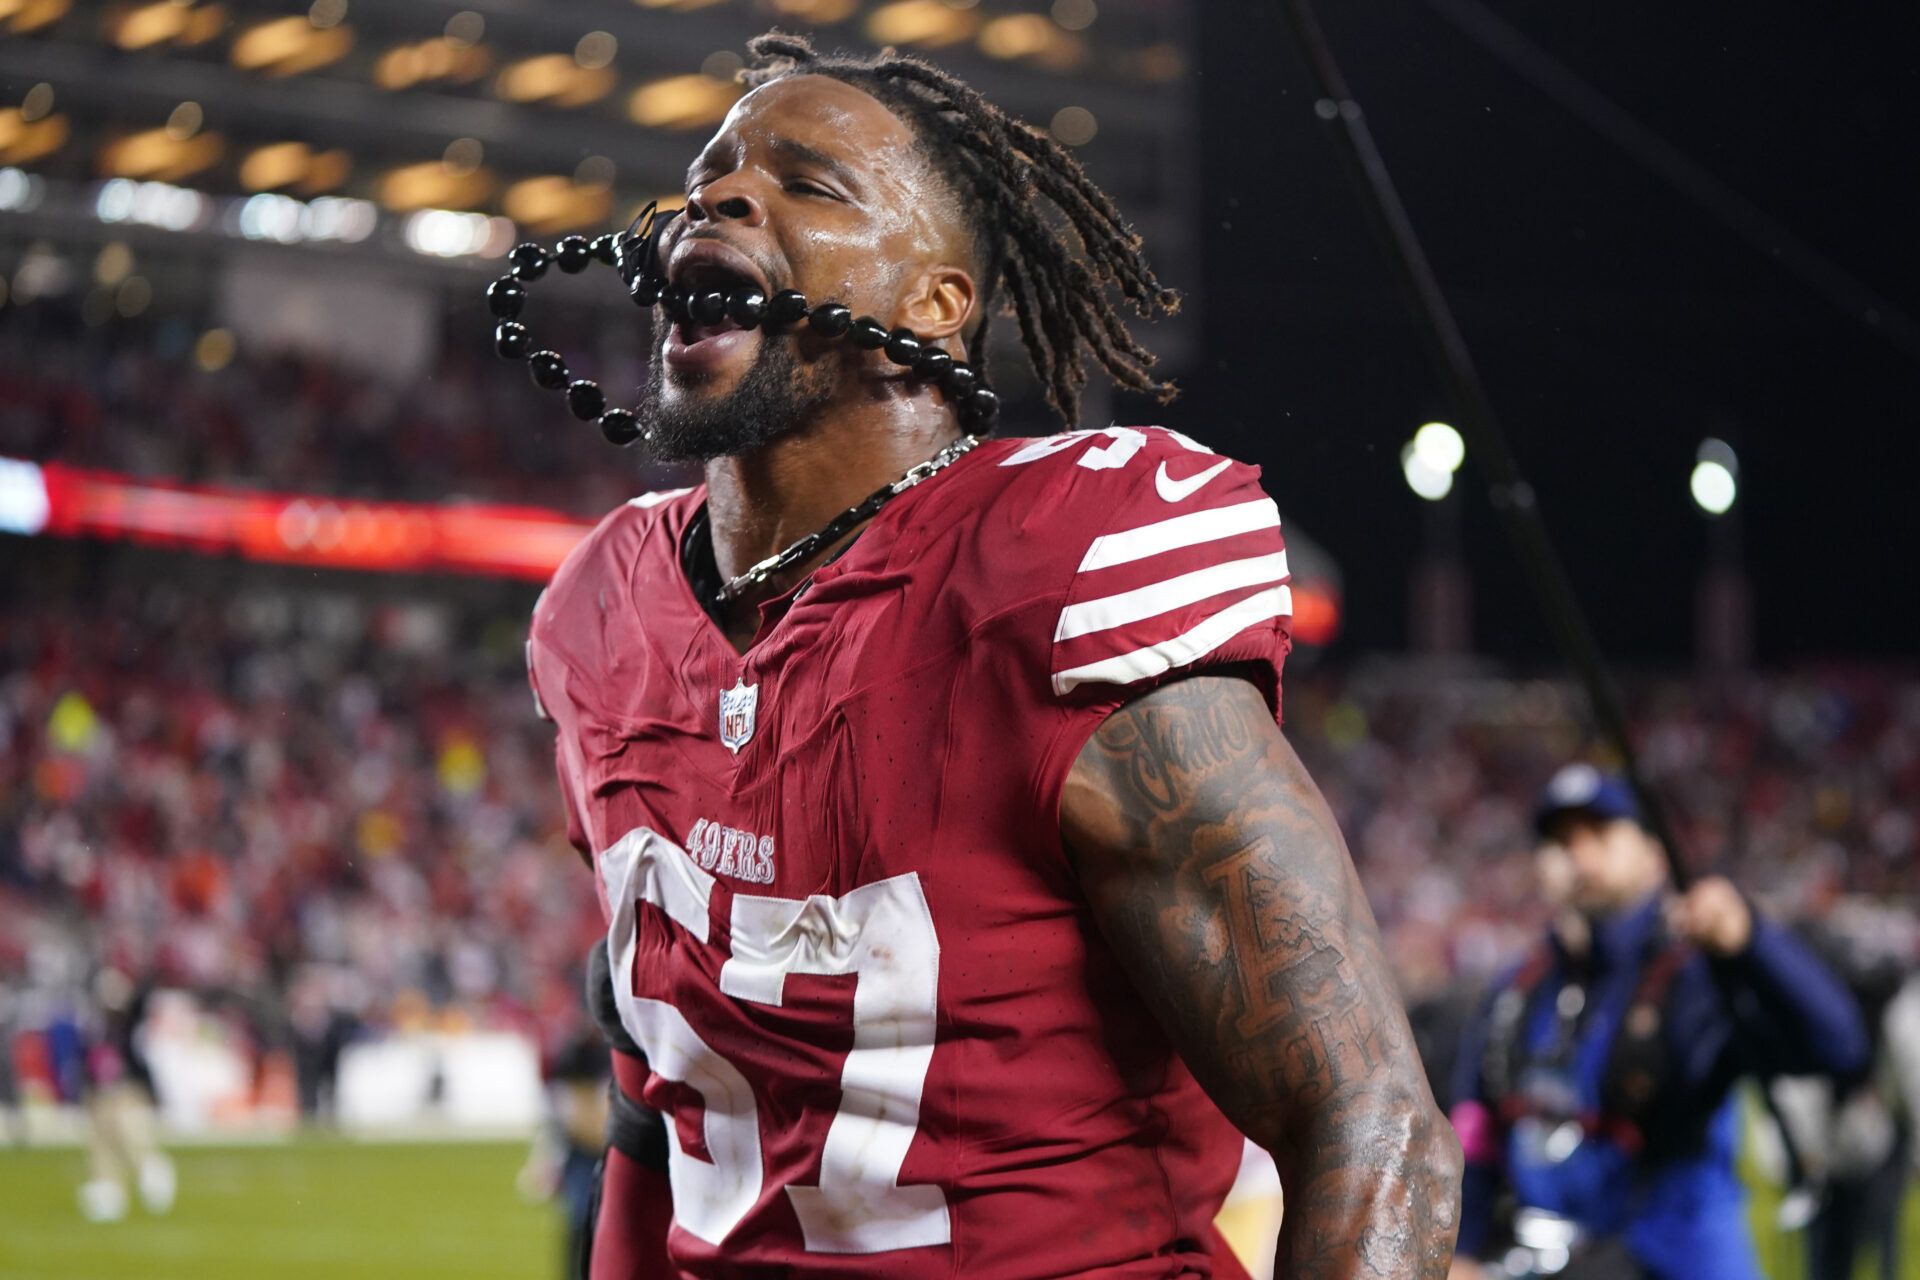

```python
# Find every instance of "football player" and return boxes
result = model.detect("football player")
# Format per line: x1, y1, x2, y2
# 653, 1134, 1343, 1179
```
527, 33, 1461, 1280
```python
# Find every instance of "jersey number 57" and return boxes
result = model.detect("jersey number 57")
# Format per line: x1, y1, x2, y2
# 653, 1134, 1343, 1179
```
602, 826, 950, 1256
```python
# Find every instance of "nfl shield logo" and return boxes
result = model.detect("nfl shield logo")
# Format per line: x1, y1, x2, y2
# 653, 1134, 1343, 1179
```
719, 679, 758, 755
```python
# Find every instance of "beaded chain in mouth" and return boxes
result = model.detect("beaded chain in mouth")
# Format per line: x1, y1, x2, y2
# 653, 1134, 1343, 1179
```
483, 202, 1001, 448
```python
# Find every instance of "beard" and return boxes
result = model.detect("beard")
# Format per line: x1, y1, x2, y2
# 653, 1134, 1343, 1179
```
636, 327, 836, 464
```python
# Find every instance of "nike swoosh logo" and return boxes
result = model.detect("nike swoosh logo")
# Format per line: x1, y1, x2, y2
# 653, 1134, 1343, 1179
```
1154, 457, 1232, 503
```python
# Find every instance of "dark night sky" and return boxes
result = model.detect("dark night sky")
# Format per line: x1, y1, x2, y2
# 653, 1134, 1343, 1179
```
1166, 0, 1920, 663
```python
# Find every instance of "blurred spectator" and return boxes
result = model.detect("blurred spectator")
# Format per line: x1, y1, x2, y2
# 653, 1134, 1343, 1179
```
517, 981, 609, 1279
1447, 766, 1868, 1280
0, 545, 602, 1082
286, 965, 361, 1120
1771, 899, 1920, 1280
1284, 663, 1920, 976
76, 963, 174, 1222
0, 305, 684, 517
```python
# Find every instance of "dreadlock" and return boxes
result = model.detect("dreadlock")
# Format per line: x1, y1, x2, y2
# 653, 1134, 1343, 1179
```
741, 31, 1181, 429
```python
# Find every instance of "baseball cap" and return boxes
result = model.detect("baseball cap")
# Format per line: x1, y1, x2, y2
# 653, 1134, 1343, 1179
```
1534, 763, 1640, 836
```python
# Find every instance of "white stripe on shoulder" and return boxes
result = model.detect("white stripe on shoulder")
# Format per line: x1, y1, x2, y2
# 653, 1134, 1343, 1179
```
1052, 585, 1293, 695
628, 487, 694, 510
1077, 498, 1279, 572
1055, 552, 1289, 642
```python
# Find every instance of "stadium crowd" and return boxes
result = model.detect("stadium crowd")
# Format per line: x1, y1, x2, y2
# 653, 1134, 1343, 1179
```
0, 306, 676, 518
1285, 663, 1920, 1009
4, 555, 1915, 1120
0, 558, 599, 1115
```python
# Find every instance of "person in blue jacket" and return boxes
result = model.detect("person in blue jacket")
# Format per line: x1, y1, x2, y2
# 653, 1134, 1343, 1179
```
1448, 764, 1869, 1280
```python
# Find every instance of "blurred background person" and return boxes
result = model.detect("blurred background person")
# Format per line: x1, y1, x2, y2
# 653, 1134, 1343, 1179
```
286, 965, 361, 1123
1769, 893, 1920, 1280
1448, 765, 1869, 1280
75, 962, 174, 1222
516, 965, 608, 1280
0, 981, 21, 1147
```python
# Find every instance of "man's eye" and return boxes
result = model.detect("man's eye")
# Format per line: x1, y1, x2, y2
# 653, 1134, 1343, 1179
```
785, 180, 834, 198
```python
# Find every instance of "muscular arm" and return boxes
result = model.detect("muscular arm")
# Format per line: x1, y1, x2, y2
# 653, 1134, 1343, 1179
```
1061, 675, 1462, 1279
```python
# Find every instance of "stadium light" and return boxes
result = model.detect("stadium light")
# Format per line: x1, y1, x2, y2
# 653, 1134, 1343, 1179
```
868, 0, 979, 48
1412, 421, 1465, 475
979, 12, 1086, 67
377, 159, 494, 213
238, 193, 309, 243
95, 179, 209, 232
3, 0, 71, 34
239, 141, 350, 194
765, 0, 858, 19
98, 127, 225, 182
402, 209, 512, 258
0, 457, 49, 535
1401, 421, 1463, 502
980, 14, 1054, 58
374, 37, 490, 91
0, 166, 43, 212
108, 1, 219, 50
1690, 438, 1739, 516
231, 15, 353, 76
0, 108, 69, 167
504, 176, 613, 234
1400, 441, 1453, 501
627, 74, 739, 128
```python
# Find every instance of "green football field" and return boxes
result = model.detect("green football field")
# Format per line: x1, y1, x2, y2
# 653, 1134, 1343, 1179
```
1744, 1166, 1920, 1280
0, 1138, 563, 1280
0, 1129, 1914, 1279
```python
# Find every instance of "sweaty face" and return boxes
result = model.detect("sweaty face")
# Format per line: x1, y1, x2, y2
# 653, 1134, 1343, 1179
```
636, 75, 962, 463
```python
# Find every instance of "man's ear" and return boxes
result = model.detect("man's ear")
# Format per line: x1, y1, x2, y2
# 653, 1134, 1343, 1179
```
896, 266, 977, 345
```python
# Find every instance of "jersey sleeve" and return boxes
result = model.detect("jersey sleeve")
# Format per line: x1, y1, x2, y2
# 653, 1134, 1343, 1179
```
525, 609, 592, 865
1017, 428, 1293, 716
987, 427, 1295, 838
525, 494, 675, 879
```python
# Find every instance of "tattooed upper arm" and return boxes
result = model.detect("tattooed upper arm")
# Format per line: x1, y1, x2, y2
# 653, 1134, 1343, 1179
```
1061, 674, 1461, 1279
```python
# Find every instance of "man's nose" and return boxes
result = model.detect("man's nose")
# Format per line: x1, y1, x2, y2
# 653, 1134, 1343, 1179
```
686, 178, 766, 228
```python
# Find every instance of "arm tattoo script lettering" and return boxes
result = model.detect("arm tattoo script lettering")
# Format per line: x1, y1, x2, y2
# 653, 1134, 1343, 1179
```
1061, 677, 1462, 1279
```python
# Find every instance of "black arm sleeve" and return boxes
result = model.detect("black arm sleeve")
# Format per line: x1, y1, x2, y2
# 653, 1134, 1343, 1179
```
584, 940, 669, 1172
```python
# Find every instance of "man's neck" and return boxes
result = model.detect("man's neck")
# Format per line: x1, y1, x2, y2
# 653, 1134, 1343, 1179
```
703, 396, 962, 587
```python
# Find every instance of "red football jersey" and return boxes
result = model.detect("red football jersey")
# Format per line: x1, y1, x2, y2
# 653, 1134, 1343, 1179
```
528, 426, 1294, 1278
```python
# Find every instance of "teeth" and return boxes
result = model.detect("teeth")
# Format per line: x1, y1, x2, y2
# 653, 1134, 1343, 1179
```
675, 312, 743, 344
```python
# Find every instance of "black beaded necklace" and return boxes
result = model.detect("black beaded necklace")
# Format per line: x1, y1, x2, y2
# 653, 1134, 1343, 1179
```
482, 202, 1001, 449
709, 431, 978, 604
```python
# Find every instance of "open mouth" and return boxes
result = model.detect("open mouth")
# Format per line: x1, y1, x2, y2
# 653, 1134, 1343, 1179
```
663, 243, 771, 372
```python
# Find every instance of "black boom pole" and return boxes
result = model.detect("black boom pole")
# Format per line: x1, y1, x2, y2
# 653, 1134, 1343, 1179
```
1277, 0, 1692, 887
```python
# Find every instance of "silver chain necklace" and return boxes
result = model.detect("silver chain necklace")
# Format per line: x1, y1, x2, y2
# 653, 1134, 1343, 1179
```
713, 434, 982, 605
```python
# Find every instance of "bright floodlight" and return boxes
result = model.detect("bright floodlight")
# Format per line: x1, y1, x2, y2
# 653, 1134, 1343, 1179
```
1690, 460, 1736, 515
0, 457, 50, 535
1412, 421, 1465, 475
1401, 442, 1453, 501
1690, 437, 1739, 516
